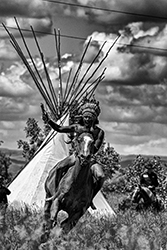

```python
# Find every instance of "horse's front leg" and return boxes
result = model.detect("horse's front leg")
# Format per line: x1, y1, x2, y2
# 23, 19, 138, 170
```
60, 210, 84, 234
43, 199, 52, 229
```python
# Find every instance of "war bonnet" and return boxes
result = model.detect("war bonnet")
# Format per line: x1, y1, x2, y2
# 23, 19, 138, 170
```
80, 99, 101, 118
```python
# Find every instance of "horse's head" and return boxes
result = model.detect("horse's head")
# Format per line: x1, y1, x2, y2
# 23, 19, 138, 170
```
75, 132, 94, 162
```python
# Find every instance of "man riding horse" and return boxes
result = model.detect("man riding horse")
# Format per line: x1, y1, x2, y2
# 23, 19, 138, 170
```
131, 161, 159, 206
42, 98, 105, 210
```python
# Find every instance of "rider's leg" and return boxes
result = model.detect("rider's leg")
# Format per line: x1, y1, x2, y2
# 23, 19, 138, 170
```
142, 187, 156, 203
90, 163, 105, 209
55, 154, 76, 185
131, 187, 140, 203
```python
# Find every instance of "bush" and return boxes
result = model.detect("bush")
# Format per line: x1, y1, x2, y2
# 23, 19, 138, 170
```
108, 155, 167, 201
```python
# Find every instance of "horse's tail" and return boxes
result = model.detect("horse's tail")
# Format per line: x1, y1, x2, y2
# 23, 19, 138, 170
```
45, 192, 58, 202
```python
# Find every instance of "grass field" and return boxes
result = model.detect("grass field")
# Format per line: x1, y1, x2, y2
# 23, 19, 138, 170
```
0, 194, 166, 250
1, 149, 167, 249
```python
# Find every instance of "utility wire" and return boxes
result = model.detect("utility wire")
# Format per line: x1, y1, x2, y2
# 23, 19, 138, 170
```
0, 25, 85, 40
1, 2, 167, 52
43, 0, 167, 22
1, 24, 167, 53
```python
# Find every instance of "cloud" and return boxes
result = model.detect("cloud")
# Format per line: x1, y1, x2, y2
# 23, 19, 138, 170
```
0, 40, 19, 61
0, 62, 34, 97
81, 40, 102, 63
100, 120, 167, 155
0, 55, 76, 123
123, 138, 167, 156
0, 74, 33, 97
81, 31, 167, 87
1, 12, 167, 157
0, 96, 43, 122
117, 22, 167, 56
0, 0, 50, 18
0, 59, 44, 126
0, 120, 30, 149
97, 82, 167, 125
0, 0, 52, 39
50, 0, 167, 28
1, 17, 53, 38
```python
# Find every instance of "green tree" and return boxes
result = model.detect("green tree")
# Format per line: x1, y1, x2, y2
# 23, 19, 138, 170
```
96, 142, 121, 179
18, 118, 50, 162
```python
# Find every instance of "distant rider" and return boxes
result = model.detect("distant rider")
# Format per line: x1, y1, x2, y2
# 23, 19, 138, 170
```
132, 162, 159, 205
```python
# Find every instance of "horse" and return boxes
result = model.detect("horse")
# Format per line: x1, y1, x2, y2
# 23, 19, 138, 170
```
119, 184, 164, 212
41, 132, 95, 241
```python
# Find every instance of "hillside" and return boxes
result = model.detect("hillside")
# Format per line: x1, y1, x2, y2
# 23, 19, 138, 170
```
120, 154, 167, 168
0, 148, 26, 179
1, 148, 167, 181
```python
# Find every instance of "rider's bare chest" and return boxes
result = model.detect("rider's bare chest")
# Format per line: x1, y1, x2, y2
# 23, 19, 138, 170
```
77, 126, 99, 139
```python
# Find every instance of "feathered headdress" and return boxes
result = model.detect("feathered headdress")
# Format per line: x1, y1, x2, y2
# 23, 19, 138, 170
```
80, 97, 101, 117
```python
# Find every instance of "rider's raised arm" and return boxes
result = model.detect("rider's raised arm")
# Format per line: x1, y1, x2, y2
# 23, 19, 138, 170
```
41, 103, 76, 133
48, 119, 76, 133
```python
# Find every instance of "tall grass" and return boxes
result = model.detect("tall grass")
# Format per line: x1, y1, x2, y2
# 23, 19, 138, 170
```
1, 201, 167, 250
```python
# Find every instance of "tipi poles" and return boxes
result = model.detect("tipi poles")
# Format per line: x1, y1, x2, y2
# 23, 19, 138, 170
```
2, 23, 56, 115
3, 17, 120, 120
54, 29, 63, 114
62, 36, 119, 115
70, 37, 92, 98
63, 69, 106, 115
30, 26, 59, 118
2, 19, 58, 116
63, 37, 92, 106
66, 35, 120, 107
73, 41, 107, 96
79, 35, 120, 87
62, 67, 72, 107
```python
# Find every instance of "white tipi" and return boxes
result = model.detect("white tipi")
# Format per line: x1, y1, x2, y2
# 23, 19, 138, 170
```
8, 116, 69, 209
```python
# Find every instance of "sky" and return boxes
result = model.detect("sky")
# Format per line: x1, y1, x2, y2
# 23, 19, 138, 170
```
1, 0, 167, 156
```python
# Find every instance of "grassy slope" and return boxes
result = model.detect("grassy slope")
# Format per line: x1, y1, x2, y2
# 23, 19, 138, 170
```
1, 149, 167, 249
120, 154, 167, 168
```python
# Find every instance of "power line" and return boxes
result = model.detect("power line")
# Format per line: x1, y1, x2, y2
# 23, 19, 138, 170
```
43, 0, 167, 21
1, 24, 167, 54
0, 25, 86, 40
